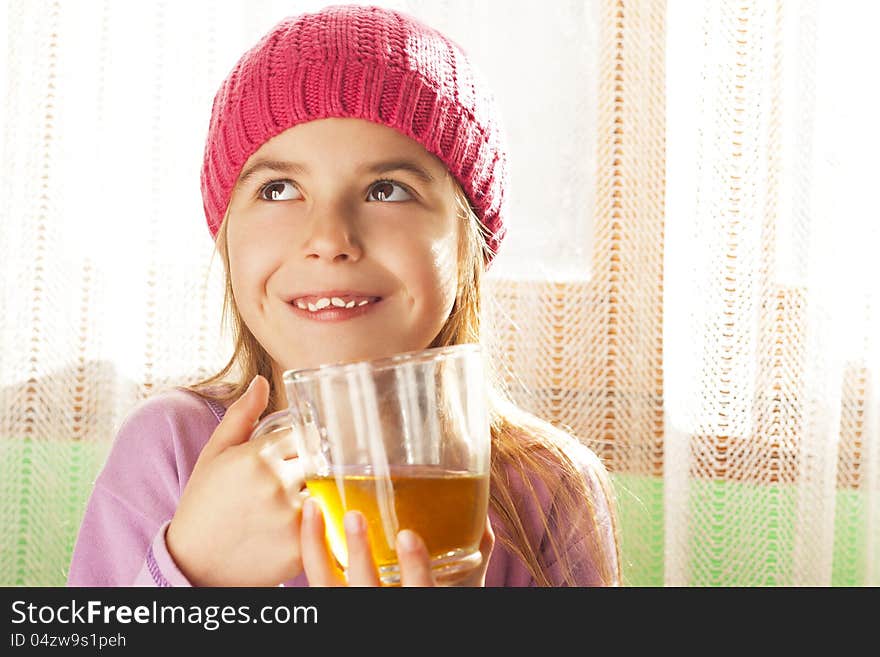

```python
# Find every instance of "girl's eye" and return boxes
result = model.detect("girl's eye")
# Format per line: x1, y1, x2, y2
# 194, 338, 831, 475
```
259, 180, 300, 201
257, 179, 412, 202
368, 180, 412, 203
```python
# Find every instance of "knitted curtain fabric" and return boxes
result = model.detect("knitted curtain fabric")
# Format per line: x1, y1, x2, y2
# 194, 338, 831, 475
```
482, 0, 666, 586
2, 0, 878, 587
665, 0, 880, 585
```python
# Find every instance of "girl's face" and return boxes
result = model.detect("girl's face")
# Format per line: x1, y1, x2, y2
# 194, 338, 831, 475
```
225, 118, 460, 373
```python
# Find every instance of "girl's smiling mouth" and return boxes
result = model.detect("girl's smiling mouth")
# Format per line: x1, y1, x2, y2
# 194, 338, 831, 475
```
286, 291, 383, 322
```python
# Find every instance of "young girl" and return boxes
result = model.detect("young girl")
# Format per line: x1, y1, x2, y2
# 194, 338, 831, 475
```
67, 3, 621, 587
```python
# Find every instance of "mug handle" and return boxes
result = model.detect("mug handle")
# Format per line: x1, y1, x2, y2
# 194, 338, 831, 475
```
249, 408, 296, 442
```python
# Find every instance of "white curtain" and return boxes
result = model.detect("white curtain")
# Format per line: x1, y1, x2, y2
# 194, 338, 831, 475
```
665, 0, 880, 585
2, 0, 877, 586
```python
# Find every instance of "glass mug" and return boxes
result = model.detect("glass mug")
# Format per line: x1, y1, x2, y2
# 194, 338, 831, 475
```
249, 344, 491, 586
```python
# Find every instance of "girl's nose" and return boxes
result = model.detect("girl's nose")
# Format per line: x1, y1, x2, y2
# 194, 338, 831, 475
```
301, 210, 364, 263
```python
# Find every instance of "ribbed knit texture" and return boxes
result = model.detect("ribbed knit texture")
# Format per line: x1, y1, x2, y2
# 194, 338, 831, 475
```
199, 4, 509, 263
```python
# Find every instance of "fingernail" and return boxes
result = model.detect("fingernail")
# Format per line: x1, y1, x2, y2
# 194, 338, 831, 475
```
344, 511, 364, 535
397, 529, 419, 552
247, 375, 260, 394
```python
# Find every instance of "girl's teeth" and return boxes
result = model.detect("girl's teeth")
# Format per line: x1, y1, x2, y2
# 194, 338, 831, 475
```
295, 296, 378, 312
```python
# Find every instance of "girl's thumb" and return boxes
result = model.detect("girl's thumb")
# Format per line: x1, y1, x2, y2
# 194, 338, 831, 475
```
200, 375, 269, 461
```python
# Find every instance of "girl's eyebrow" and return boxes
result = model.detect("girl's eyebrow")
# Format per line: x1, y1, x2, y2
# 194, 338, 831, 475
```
235, 158, 437, 188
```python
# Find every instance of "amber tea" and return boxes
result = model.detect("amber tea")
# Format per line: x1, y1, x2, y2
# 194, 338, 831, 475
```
306, 464, 489, 582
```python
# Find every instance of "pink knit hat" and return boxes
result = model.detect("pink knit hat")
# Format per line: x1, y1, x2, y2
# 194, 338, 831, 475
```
200, 4, 509, 265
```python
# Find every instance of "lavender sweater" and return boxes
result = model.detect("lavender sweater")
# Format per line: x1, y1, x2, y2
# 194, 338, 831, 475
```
67, 388, 618, 587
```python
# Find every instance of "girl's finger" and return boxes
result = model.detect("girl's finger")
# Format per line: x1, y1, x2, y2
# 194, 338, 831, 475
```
198, 375, 269, 463
300, 497, 345, 586
453, 516, 495, 587
397, 530, 435, 587
480, 516, 495, 561
342, 511, 381, 587
264, 458, 305, 505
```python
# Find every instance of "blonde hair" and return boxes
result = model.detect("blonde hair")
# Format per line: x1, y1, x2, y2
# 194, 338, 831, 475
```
186, 182, 622, 586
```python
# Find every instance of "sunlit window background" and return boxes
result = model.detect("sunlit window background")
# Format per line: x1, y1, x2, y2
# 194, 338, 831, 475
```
2, 0, 878, 586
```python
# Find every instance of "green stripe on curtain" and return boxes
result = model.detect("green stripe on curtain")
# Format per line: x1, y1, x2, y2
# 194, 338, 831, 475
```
0, 447, 870, 587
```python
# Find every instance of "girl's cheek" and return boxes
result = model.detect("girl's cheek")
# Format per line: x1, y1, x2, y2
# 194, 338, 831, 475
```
431, 233, 460, 286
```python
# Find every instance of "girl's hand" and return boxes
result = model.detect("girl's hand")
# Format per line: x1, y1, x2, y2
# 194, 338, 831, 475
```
300, 497, 495, 587
166, 375, 305, 586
